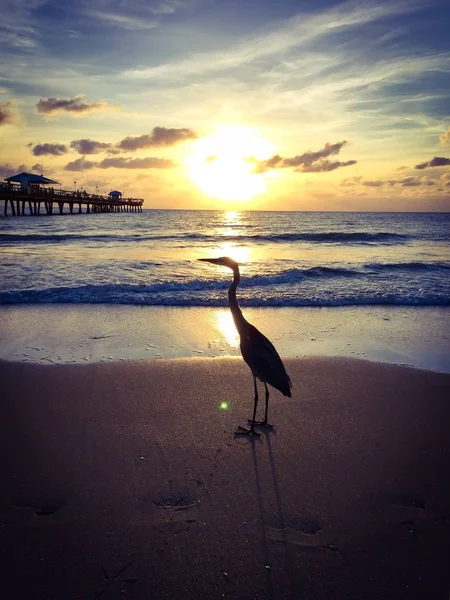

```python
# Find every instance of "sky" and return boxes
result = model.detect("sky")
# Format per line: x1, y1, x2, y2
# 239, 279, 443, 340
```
0, 0, 449, 211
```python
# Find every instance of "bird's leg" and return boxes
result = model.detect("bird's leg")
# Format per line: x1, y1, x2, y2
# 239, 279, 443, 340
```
263, 382, 270, 425
237, 377, 260, 435
251, 376, 259, 426
249, 382, 273, 428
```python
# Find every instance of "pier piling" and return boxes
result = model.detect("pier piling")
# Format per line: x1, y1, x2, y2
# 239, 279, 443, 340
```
0, 184, 144, 217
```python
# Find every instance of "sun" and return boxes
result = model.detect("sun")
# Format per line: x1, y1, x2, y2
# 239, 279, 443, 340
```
184, 126, 274, 202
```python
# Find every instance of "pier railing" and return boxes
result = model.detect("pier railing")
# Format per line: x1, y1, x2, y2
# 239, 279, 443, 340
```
0, 183, 144, 216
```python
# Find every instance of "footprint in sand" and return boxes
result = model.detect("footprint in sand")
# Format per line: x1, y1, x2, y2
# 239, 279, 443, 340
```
11, 498, 67, 517
95, 562, 138, 597
265, 514, 338, 551
389, 493, 437, 535
154, 493, 199, 532
265, 515, 337, 550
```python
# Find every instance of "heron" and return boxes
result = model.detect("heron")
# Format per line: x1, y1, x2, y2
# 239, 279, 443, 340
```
198, 256, 291, 434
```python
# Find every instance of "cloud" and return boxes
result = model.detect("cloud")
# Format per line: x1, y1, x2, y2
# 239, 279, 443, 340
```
286, 141, 349, 168
37, 95, 113, 116
69, 130, 197, 154
70, 139, 115, 154
123, 0, 431, 80
64, 155, 175, 171
98, 156, 175, 169
342, 175, 436, 188
340, 176, 363, 186
0, 100, 19, 126
0, 25, 38, 50
253, 141, 356, 173
300, 159, 357, 173
360, 180, 384, 187
439, 127, 450, 145
87, 12, 159, 30
64, 157, 97, 171
118, 127, 198, 151
0, 163, 18, 178
397, 176, 421, 187
415, 156, 450, 169
0, 162, 40, 178
86, 0, 188, 30
29, 142, 68, 156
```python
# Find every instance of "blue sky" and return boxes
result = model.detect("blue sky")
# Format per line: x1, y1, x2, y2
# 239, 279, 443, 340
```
0, 0, 449, 210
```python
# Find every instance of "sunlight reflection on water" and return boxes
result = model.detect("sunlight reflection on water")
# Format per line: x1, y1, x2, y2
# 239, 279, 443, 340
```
214, 310, 239, 347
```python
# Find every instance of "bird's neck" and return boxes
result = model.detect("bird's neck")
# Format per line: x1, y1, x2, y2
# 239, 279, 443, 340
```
228, 267, 248, 335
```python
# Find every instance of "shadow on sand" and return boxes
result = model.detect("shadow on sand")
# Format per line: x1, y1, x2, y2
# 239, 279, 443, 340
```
234, 425, 296, 599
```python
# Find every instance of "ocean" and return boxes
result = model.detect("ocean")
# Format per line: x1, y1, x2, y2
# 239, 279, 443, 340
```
0, 210, 449, 306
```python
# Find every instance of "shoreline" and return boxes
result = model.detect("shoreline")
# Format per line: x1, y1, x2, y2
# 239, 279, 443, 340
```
1, 356, 449, 599
1, 304, 449, 373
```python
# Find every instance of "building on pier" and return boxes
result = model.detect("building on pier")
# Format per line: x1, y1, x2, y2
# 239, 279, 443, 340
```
6, 171, 59, 192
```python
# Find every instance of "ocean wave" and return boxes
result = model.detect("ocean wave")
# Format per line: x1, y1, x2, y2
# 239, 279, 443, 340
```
0, 230, 412, 245
0, 232, 119, 243
1, 261, 449, 302
366, 261, 450, 271
191, 231, 411, 244
153, 231, 412, 244
0, 285, 448, 306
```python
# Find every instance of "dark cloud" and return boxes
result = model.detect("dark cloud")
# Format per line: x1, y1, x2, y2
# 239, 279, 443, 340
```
253, 141, 356, 174
286, 141, 348, 168
98, 156, 175, 169
30, 143, 68, 156
0, 100, 19, 126
343, 175, 436, 188
64, 157, 97, 171
415, 156, 450, 169
361, 180, 384, 187
301, 159, 357, 173
397, 176, 436, 187
0, 162, 39, 178
37, 95, 111, 116
118, 127, 198, 151
0, 163, 17, 178
63, 156, 175, 171
252, 154, 284, 172
70, 139, 115, 154
398, 176, 421, 187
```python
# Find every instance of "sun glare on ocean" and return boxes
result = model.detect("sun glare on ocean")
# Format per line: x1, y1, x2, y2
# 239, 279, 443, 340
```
185, 126, 274, 202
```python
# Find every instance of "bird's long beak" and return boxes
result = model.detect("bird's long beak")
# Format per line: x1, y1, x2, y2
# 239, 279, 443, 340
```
198, 258, 221, 264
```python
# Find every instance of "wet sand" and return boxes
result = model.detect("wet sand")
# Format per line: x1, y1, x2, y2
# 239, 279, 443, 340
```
1, 304, 449, 373
1, 357, 449, 599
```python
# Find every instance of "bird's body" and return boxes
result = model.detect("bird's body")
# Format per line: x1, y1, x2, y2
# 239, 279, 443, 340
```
199, 256, 291, 433
240, 323, 292, 397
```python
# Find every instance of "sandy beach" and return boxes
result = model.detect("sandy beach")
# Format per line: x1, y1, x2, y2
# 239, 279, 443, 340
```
1, 356, 449, 599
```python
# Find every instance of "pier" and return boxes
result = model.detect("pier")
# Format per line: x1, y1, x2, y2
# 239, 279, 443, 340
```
0, 173, 144, 217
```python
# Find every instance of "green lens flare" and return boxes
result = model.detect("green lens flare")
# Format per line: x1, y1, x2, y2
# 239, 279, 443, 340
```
220, 402, 229, 410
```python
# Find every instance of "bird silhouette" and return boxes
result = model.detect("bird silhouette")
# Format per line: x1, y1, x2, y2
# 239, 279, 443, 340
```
199, 256, 291, 434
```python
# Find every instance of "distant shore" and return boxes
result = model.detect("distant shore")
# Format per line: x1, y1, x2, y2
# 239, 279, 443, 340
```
1, 356, 449, 599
